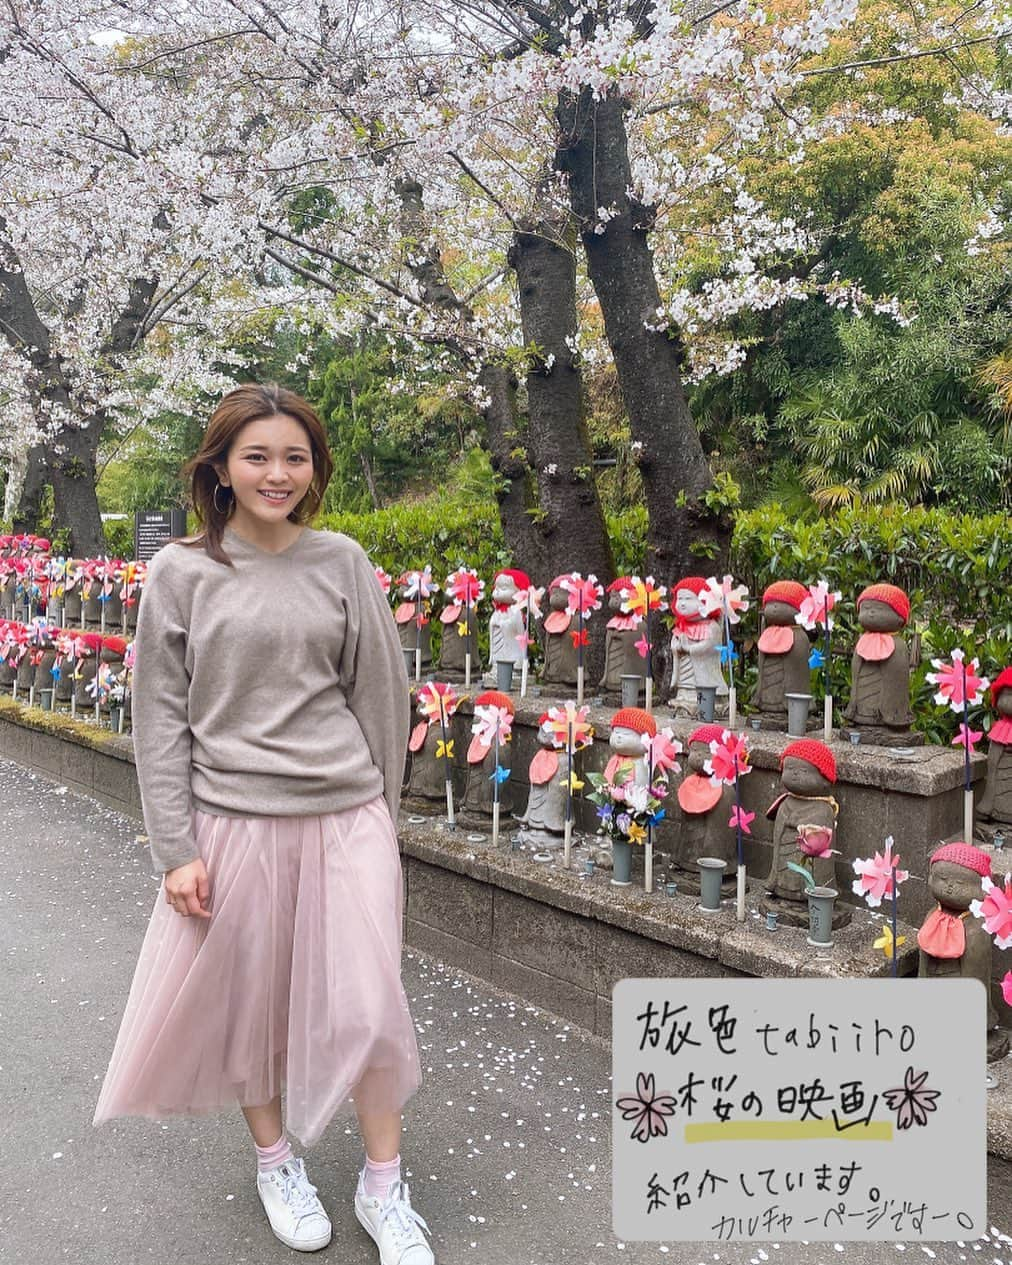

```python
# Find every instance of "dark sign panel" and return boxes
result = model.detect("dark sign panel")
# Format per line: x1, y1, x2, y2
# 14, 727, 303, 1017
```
134, 510, 188, 562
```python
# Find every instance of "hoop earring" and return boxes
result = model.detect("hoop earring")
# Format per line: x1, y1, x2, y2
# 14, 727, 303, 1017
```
213, 482, 232, 515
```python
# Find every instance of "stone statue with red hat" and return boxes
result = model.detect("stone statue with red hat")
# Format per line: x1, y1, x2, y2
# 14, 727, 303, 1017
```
394, 572, 433, 671
978, 668, 1012, 842
754, 581, 812, 730
463, 690, 516, 817
73, 632, 104, 708
436, 592, 467, 679
540, 576, 579, 689
842, 583, 922, 746
762, 739, 849, 929
487, 569, 530, 677
667, 576, 726, 718
671, 723, 737, 886
515, 711, 568, 844
598, 577, 644, 697
918, 842, 1009, 1061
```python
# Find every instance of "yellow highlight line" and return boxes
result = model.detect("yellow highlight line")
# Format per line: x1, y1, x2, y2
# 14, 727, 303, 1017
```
684, 1120, 894, 1143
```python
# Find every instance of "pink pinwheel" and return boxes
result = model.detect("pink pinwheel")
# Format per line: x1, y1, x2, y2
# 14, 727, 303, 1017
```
796, 580, 841, 632
641, 728, 682, 775
852, 836, 909, 908
374, 566, 392, 595
515, 584, 544, 621
704, 730, 752, 785
445, 567, 485, 605
970, 873, 1012, 950
415, 681, 461, 727
472, 703, 513, 747
621, 576, 668, 622
698, 574, 749, 624
951, 723, 983, 751
729, 805, 755, 835
797, 823, 836, 859
559, 572, 603, 617
926, 648, 989, 712
123, 641, 136, 670
398, 567, 437, 600
544, 701, 594, 752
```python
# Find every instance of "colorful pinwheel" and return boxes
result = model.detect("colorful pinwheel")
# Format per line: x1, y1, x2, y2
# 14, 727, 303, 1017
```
970, 873, 1012, 950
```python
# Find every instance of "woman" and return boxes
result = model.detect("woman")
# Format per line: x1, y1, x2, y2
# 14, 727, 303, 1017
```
93, 383, 433, 1263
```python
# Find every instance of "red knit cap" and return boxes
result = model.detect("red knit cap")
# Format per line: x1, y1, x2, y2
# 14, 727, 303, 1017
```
102, 636, 128, 655
857, 583, 910, 623
607, 576, 634, 593
673, 576, 707, 596
762, 580, 807, 610
493, 569, 531, 591
610, 707, 657, 737
475, 689, 515, 715
688, 723, 727, 747
33, 538, 51, 551
548, 574, 570, 592
991, 667, 1012, 707
780, 738, 837, 784
930, 842, 992, 877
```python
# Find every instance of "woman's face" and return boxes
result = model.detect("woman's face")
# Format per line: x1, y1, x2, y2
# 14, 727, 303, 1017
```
218, 413, 315, 530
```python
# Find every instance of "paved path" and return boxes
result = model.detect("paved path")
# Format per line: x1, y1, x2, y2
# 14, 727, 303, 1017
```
3, 757, 1012, 1265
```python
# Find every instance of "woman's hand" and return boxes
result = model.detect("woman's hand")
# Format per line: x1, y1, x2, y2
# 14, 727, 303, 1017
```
164, 858, 212, 919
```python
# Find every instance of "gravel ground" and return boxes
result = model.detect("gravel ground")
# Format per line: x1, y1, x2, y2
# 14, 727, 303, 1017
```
2, 757, 1011, 1265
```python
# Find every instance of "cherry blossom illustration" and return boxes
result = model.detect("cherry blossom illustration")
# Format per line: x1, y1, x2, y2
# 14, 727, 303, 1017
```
969, 873, 1012, 950
882, 1067, 941, 1130
615, 1072, 677, 1143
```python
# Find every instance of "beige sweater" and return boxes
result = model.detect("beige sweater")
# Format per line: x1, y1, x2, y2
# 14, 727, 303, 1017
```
132, 525, 409, 872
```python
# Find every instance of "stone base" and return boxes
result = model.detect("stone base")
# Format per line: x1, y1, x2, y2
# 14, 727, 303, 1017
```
759, 892, 854, 931
838, 726, 926, 748
990, 1028, 1011, 1063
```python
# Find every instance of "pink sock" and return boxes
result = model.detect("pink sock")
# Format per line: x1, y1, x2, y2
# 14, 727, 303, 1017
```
255, 1133, 294, 1173
363, 1153, 401, 1199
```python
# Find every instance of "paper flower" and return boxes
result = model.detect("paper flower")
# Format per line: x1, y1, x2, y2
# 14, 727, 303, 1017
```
615, 1072, 676, 1144
796, 580, 841, 632
796, 823, 836, 859
559, 572, 603, 617
926, 648, 989, 712
874, 925, 907, 958
515, 584, 545, 621
559, 771, 585, 793
472, 703, 513, 747
621, 576, 668, 621
374, 566, 392, 595
435, 738, 454, 759
882, 1067, 941, 1130
490, 765, 511, 785
970, 873, 1012, 950
570, 628, 590, 649
698, 574, 750, 624
398, 566, 437, 600
416, 681, 461, 727
704, 730, 751, 786
1002, 971, 1012, 1008
808, 648, 825, 670
718, 642, 739, 667
445, 567, 485, 605
544, 702, 594, 752
852, 836, 909, 908
627, 821, 647, 845
641, 729, 682, 775
729, 805, 755, 835
951, 723, 983, 751
634, 634, 650, 658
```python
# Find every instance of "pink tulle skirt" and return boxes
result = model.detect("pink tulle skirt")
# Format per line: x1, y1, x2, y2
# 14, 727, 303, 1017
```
93, 796, 421, 1147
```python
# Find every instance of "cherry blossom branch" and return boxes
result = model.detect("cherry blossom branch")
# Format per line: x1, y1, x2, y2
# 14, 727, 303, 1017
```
800, 31, 1010, 76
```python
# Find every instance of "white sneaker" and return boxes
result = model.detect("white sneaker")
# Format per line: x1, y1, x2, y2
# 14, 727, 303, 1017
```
355, 1172, 435, 1265
256, 1157, 332, 1252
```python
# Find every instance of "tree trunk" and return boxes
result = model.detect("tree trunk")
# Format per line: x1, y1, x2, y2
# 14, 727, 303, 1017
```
7, 441, 48, 532
556, 87, 731, 582
509, 208, 614, 677
49, 415, 106, 557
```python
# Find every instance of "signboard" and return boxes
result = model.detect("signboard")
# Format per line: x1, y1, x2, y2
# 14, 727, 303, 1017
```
134, 510, 187, 562
612, 978, 984, 1243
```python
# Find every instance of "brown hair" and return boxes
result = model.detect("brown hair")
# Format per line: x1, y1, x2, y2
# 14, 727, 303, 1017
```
174, 383, 333, 565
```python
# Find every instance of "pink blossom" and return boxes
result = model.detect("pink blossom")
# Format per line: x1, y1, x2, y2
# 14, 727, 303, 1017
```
698, 574, 749, 624
445, 567, 485, 605
796, 823, 835, 858
970, 875, 1012, 950
951, 723, 983, 751
795, 580, 841, 632
704, 730, 751, 785
729, 805, 755, 835
560, 572, 604, 616
634, 634, 651, 658
641, 728, 682, 775
851, 836, 909, 908
926, 649, 989, 712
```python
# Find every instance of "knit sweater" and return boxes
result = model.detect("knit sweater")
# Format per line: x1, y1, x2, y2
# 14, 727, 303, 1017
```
131, 525, 409, 873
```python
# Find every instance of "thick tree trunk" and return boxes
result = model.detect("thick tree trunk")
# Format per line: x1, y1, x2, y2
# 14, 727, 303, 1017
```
49, 416, 106, 557
7, 441, 48, 532
556, 87, 731, 581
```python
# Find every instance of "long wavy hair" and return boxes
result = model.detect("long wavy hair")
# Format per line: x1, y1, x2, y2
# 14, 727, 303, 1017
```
174, 383, 334, 565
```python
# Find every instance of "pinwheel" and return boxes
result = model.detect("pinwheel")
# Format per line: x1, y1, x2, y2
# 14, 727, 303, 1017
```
373, 566, 392, 596
970, 873, 1012, 952
445, 566, 485, 688
558, 573, 603, 704
927, 649, 990, 839
397, 567, 436, 681
472, 699, 513, 846
795, 580, 842, 740
704, 729, 753, 922
699, 575, 750, 728
416, 681, 463, 825
545, 701, 594, 868
852, 836, 909, 976
621, 576, 668, 711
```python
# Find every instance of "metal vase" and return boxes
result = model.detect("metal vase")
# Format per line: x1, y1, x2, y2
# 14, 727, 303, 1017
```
696, 686, 717, 723
611, 839, 633, 886
785, 692, 813, 737
697, 857, 727, 911
807, 886, 838, 948
496, 660, 515, 692
620, 674, 642, 707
